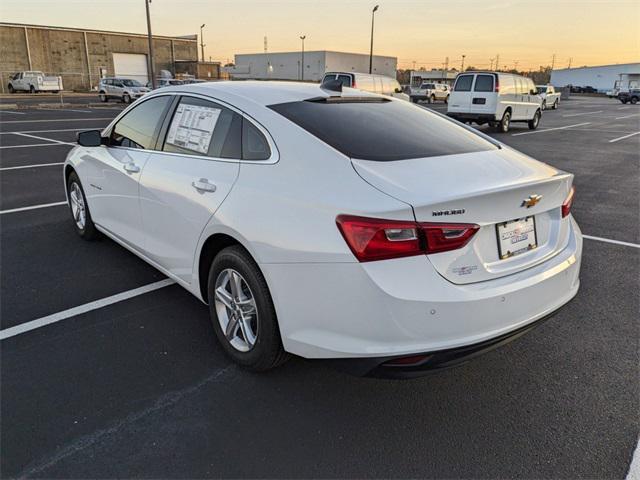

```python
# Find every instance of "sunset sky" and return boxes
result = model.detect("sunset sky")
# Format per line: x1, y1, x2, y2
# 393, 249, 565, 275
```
2, 0, 638, 71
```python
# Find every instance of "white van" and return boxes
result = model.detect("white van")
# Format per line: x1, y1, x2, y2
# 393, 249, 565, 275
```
447, 72, 542, 133
321, 72, 410, 101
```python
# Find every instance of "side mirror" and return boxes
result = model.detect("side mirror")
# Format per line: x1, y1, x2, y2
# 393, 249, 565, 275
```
530, 89, 537, 95
77, 130, 103, 147
394, 87, 402, 93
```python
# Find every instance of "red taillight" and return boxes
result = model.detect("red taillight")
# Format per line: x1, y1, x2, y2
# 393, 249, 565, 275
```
562, 186, 575, 218
351, 77, 356, 88
494, 75, 500, 93
422, 222, 480, 254
336, 215, 421, 262
336, 215, 479, 262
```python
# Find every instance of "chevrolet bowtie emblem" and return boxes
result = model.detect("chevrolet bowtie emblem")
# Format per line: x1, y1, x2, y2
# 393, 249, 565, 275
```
521, 194, 542, 208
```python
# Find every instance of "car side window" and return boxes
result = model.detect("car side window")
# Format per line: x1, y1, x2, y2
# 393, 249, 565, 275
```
110, 96, 172, 149
337, 75, 352, 87
474, 75, 494, 92
242, 119, 271, 161
162, 96, 242, 159
454, 75, 473, 92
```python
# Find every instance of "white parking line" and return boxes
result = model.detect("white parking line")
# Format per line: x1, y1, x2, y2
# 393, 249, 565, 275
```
562, 110, 603, 117
37, 108, 93, 113
0, 201, 67, 215
0, 110, 26, 115
0, 162, 64, 171
626, 438, 640, 480
512, 122, 591, 136
0, 127, 104, 135
609, 131, 640, 143
0, 143, 72, 150
0, 279, 175, 340
0, 117, 113, 124
615, 113, 640, 120
583, 235, 640, 249
11, 132, 75, 145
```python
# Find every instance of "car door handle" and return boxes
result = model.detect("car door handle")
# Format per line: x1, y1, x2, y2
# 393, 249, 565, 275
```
192, 178, 217, 193
123, 162, 140, 174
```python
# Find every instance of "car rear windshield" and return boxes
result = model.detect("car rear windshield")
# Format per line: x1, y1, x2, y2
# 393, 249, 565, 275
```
268, 98, 496, 161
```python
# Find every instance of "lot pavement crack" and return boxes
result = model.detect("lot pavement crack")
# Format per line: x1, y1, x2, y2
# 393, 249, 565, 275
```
17, 365, 234, 478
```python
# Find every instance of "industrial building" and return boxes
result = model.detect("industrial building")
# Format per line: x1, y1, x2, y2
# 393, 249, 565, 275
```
550, 62, 640, 93
0, 22, 220, 92
226, 51, 397, 82
409, 69, 458, 87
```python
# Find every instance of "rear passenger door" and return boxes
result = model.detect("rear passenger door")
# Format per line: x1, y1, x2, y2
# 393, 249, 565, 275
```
138, 95, 246, 283
449, 74, 474, 110
513, 77, 528, 120
470, 74, 495, 114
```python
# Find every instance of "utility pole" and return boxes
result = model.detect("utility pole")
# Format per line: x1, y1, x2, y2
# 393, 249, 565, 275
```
490, 58, 495, 70
461, 54, 466, 72
264, 36, 268, 53
412, 60, 416, 70
567, 57, 572, 69
495, 54, 500, 71
299, 35, 306, 81
369, 5, 379, 74
514, 60, 519, 71
145, 0, 156, 89
200, 24, 206, 63
551, 53, 556, 70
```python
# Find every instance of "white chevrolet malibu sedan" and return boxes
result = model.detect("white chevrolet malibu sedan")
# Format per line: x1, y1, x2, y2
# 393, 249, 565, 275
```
64, 81, 582, 377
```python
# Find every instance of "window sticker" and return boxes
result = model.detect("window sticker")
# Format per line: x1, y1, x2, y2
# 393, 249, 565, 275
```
166, 103, 222, 154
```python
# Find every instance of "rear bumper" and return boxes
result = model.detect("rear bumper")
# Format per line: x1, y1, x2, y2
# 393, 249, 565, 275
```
446, 112, 496, 122
326, 307, 562, 378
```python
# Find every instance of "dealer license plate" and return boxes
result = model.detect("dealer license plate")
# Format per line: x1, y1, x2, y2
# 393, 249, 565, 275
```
496, 217, 538, 260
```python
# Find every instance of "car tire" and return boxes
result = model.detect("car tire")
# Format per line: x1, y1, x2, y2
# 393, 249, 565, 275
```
122, 94, 131, 104
620, 99, 628, 104
552, 99, 559, 110
430, 94, 436, 104
66, 171, 100, 240
541, 100, 547, 111
632, 97, 638, 105
410, 97, 417, 103
496, 110, 511, 133
445, 95, 449, 104
29, 85, 35, 94
207, 245, 289, 372
528, 109, 541, 130
8, 84, 14, 93
99, 92, 108, 102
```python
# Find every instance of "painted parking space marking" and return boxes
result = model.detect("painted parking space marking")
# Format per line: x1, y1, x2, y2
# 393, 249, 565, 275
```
0, 127, 105, 135
626, 438, 640, 480
0, 117, 113, 124
11, 132, 75, 145
0, 162, 64, 171
562, 110, 603, 117
0, 110, 27, 115
0, 201, 67, 215
614, 113, 640, 120
0, 143, 72, 150
608, 131, 640, 143
0, 279, 175, 340
512, 122, 591, 136
583, 235, 640, 249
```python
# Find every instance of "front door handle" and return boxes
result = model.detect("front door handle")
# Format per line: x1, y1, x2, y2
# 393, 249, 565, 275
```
192, 178, 217, 193
124, 162, 140, 174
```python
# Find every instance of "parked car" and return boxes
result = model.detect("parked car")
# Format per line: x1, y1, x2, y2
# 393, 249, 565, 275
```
7, 71, 62, 93
321, 72, 409, 101
447, 71, 542, 133
618, 89, 640, 104
98, 78, 150, 103
536, 85, 561, 110
153, 78, 185, 88
410, 82, 450, 103
66, 82, 581, 377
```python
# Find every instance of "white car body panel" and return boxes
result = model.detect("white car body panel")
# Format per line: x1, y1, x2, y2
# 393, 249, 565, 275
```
64, 81, 582, 361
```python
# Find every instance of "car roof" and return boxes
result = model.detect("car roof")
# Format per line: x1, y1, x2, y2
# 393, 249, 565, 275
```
153, 81, 377, 108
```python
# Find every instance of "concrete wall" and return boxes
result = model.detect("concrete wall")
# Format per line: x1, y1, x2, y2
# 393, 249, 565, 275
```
550, 63, 640, 92
0, 23, 198, 92
232, 51, 397, 82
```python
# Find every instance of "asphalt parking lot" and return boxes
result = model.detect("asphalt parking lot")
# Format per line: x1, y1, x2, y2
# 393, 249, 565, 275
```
1, 96, 638, 478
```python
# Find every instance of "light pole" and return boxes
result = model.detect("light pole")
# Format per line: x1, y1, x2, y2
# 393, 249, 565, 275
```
299, 35, 306, 81
461, 54, 466, 72
369, 5, 379, 74
145, 0, 156, 89
200, 24, 206, 63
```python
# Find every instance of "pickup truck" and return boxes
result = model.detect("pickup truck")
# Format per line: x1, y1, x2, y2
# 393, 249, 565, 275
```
410, 82, 450, 103
8, 71, 63, 93
536, 85, 560, 110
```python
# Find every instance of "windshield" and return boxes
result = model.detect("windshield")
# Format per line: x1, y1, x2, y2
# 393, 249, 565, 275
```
536, 86, 547, 93
421, 84, 435, 89
269, 98, 496, 161
122, 79, 143, 87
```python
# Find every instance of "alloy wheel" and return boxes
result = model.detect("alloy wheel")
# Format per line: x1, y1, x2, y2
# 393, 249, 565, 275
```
214, 268, 259, 352
69, 182, 86, 230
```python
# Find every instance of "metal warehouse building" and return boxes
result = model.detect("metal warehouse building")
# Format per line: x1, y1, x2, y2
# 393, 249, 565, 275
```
227, 51, 397, 82
550, 62, 640, 93
0, 22, 207, 92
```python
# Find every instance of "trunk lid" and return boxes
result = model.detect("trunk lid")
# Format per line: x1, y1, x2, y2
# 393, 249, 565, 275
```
352, 148, 573, 284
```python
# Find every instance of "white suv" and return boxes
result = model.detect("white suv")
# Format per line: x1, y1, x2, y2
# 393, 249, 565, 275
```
98, 77, 150, 104
321, 72, 409, 101
447, 72, 542, 133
